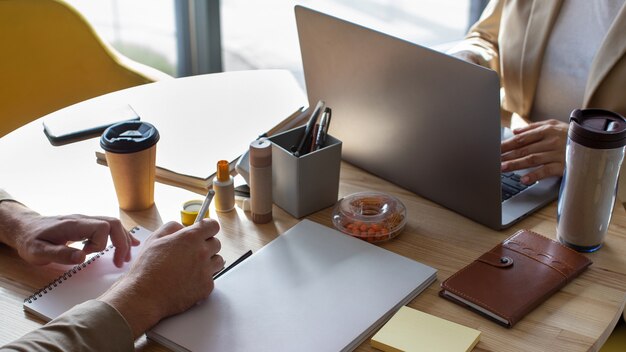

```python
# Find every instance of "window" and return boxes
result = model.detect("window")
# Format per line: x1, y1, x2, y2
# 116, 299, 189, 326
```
66, 0, 477, 83
221, 1, 471, 87
65, 0, 177, 76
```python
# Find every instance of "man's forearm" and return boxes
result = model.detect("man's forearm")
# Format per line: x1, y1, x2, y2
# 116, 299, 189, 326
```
0, 192, 20, 248
0, 191, 35, 250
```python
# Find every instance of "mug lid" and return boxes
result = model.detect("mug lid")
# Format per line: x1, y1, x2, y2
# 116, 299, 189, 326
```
100, 121, 160, 153
569, 109, 626, 149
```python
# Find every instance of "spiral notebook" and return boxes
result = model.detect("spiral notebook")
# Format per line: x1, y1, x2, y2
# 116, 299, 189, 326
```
147, 220, 437, 352
23, 226, 152, 321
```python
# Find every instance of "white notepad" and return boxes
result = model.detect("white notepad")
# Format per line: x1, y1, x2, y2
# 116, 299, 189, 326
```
148, 220, 437, 352
23, 226, 152, 321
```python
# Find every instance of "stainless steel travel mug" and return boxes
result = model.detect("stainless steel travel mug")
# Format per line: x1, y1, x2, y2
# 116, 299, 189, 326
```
557, 109, 626, 252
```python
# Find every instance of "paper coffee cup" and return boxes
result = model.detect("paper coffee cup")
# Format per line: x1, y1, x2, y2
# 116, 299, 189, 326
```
100, 121, 160, 211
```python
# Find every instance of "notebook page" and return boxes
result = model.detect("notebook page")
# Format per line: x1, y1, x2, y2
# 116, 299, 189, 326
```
23, 226, 152, 321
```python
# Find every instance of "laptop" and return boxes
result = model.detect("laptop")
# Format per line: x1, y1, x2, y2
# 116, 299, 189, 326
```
295, 6, 560, 230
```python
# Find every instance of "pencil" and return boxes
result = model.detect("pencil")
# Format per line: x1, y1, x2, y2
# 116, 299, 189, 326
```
194, 189, 215, 223
294, 100, 325, 157
213, 250, 253, 280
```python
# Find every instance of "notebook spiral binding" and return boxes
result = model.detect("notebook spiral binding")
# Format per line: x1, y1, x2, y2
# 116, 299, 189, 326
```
24, 227, 139, 304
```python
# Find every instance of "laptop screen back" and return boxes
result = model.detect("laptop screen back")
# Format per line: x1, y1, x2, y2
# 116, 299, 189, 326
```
296, 6, 503, 228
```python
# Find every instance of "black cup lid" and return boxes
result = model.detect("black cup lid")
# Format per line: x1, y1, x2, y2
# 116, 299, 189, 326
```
100, 121, 160, 153
569, 109, 626, 149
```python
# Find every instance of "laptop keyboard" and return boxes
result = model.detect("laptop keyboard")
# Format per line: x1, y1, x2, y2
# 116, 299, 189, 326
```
501, 172, 531, 201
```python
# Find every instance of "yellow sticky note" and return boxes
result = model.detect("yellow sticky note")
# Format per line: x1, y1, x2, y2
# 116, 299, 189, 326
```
371, 306, 480, 352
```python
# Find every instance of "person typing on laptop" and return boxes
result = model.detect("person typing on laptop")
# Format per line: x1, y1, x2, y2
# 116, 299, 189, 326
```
296, 5, 565, 228
449, 0, 626, 192
0, 189, 224, 351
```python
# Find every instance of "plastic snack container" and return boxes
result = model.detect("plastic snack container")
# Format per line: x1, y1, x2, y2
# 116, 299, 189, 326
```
332, 191, 407, 243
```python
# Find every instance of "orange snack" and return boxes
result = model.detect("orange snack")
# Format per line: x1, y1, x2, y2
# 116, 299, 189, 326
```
331, 191, 407, 243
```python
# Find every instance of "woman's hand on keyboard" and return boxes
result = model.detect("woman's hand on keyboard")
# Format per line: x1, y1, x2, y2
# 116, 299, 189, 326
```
500, 119, 568, 184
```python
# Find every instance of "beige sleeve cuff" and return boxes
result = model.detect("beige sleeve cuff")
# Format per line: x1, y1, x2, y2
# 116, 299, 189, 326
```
0, 189, 15, 203
447, 0, 503, 74
2, 300, 134, 351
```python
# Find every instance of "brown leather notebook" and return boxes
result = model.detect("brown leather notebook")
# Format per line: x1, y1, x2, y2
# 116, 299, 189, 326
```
439, 229, 592, 328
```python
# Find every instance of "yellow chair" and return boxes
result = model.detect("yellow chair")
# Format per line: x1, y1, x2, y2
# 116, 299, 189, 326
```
0, 0, 172, 137
600, 318, 626, 351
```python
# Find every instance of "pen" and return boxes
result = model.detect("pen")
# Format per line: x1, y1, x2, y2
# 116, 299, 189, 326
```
313, 107, 331, 151
309, 122, 320, 153
293, 100, 325, 157
194, 189, 215, 223
213, 249, 253, 280
322, 107, 331, 134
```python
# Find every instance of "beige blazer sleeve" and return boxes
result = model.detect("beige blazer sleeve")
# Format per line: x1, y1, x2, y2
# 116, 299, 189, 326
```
451, 0, 626, 120
449, 0, 626, 205
1, 300, 134, 351
0, 189, 14, 203
449, 0, 504, 74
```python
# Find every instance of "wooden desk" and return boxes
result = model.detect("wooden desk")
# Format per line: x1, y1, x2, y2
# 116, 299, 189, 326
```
2, 71, 626, 352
